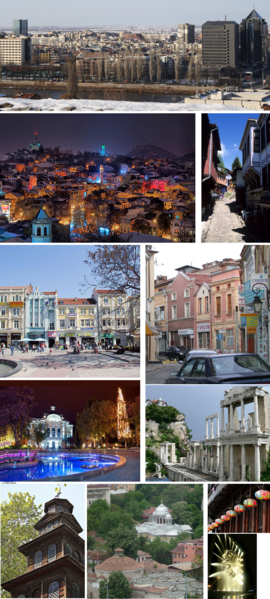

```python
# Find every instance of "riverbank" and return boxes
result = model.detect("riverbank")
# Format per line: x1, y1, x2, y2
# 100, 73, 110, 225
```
0, 79, 202, 95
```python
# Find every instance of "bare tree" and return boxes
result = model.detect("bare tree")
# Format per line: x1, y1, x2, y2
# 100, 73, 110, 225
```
136, 50, 143, 82
67, 58, 78, 96
175, 53, 181, 84
124, 50, 130, 81
130, 49, 135, 82
80, 246, 140, 294
97, 57, 103, 81
156, 53, 162, 84
117, 55, 123, 82
149, 49, 155, 83
187, 54, 194, 85
104, 57, 110, 81
195, 51, 202, 85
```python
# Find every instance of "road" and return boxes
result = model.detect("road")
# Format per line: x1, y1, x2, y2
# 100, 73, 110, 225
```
202, 193, 255, 243
9, 347, 140, 379
146, 362, 179, 385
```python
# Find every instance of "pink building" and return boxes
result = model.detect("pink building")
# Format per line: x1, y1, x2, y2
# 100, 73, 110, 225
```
167, 266, 210, 349
171, 538, 203, 564
210, 262, 241, 352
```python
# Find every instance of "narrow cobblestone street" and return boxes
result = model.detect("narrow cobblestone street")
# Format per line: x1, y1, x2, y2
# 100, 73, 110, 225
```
202, 193, 255, 243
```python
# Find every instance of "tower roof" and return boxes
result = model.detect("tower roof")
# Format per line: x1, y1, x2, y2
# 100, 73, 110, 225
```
245, 8, 263, 19
32, 208, 52, 223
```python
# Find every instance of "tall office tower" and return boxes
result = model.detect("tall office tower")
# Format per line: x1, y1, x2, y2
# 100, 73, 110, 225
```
13, 19, 28, 35
178, 23, 195, 45
240, 9, 268, 71
202, 21, 239, 68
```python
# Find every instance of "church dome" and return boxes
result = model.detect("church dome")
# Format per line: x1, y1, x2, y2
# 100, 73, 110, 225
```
153, 501, 169, 516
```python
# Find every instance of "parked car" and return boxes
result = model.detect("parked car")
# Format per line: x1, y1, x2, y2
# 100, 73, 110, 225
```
165, 345, 188, 361
166, 353, 270, 384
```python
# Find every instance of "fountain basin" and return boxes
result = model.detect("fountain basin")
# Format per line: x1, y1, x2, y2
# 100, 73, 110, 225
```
0, 359, 23, 378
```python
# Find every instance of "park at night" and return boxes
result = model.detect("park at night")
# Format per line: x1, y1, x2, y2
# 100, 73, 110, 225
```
0, 113, 195, 243
0, 380, 140, 482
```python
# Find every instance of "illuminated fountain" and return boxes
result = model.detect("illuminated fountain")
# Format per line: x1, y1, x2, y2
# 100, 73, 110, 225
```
209, 534, 244, 596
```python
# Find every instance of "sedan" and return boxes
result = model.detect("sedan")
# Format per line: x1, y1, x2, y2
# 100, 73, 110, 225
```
165, 346, 188, 361
166, 353, 270, 384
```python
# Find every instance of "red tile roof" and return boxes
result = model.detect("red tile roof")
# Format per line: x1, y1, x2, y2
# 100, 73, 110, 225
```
96, 555, 143, 572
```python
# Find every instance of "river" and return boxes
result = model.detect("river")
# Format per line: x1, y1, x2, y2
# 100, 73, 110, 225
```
0, 87, 184, 103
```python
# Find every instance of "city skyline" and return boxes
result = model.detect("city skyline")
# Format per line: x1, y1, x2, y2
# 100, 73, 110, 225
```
1, 2, 269, 27
0, 114, 195, 157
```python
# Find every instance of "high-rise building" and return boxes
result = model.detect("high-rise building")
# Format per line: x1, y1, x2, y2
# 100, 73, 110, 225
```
178, 23, 195, 45
13, 19, 28, 35
240, 9, 268, 71
0, 36, 29, 65
202, 21, 239, 68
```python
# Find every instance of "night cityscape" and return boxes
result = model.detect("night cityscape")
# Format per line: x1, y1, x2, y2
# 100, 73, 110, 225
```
0, 380, 140, 481
0, 114, 195, 243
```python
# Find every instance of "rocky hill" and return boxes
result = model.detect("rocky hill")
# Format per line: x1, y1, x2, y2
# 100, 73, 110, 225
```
126, 143, 180, 160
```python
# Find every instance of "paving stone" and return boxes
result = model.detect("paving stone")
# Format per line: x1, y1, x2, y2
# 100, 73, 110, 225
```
202, 194, 254, 243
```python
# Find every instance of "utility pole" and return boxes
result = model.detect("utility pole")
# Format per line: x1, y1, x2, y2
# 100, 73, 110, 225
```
235, 306, 239, 352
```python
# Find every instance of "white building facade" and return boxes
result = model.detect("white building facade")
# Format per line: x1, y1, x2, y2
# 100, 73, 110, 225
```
29, 406, 73, 450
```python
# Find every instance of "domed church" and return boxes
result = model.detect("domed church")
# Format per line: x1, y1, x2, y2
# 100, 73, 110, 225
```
136, 501, 192, 541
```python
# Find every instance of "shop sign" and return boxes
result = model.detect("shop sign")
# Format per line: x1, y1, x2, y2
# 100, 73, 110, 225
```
66, 333, 75, 337
81, 327, 94, 330
47, 331, 57, 338
9, 302, 24, 307
78, 332, 95, 337
247, 327, 257, 334
240, 314, 258, 328
219, 329, 226, 334
178, 329, 194, 336
0, 303, 8, 306
197, 323, 210, 332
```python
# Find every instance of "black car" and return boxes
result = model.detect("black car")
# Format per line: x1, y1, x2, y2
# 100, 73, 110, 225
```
166, 353, 270, 384
165, 346, 188, 361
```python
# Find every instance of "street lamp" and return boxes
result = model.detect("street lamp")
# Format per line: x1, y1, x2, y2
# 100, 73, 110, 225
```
251, 283, 270, 313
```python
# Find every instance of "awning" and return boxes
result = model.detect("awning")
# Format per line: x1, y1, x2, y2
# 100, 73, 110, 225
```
146, 320, 159, 336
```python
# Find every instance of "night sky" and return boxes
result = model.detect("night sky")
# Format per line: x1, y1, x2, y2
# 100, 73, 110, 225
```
0, 380, 140, 424
0, 114, 195, 156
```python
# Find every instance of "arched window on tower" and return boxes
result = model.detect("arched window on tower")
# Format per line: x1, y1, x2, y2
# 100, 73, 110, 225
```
34, 551, 42, 569
37, 227, 41, 236
71, 582, 80, 598
48, 582, 59, 598
48, 544, 56, 562
66, 543, 72, 556
57, 427, 61, 438
44, 226, 47, 236
33, 589, 41, 598
73, 549, 80, 563
52, 428, 55, 438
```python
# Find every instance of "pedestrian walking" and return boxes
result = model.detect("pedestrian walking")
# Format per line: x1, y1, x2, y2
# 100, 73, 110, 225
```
10, 345, 14, 356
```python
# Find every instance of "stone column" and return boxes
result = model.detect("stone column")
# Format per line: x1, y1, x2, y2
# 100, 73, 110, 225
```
217, 414, 220, 437
253, 393, 261, 433
240, 398, 246, 432
206, 446, 209, 471
255, 443, 261, 481
193, 444, 197, 469
205, 418, 209, 440
221, 406, 225, 433
219, 444, 225, 480
216, 445, 220, 472
210, 418, 214, 439
210, 455, 214, 473
230, 404, 234, 433
229, 445, 234, 480
241, 445, 246, 481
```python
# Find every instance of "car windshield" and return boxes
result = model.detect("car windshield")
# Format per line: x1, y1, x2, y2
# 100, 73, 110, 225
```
211, 355, 270, 375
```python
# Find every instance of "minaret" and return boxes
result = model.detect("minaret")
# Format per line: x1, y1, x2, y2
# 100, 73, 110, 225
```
100, 164, 104, 185
1, 496, 85, 598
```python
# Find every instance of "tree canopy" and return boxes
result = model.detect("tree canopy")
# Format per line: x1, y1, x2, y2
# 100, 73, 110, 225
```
0, 386, 37, 446
80, 246, 140, 295
146, 404, 181, 424
232, 156, 242, 170
1, 492, 43, 596
76, 399, 117, 445
99, 571, 132, 599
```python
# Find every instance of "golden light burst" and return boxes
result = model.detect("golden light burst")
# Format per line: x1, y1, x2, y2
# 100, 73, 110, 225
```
209, 534, 244, 593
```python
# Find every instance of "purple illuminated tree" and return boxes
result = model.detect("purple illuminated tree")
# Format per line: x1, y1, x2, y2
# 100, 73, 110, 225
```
0, 386, 37, 446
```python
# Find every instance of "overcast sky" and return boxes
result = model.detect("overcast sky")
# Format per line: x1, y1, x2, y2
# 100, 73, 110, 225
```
151, 243, 244, 279
1, 482, 86, 538
146, 385, 263, 439
2, 1, 269, 27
